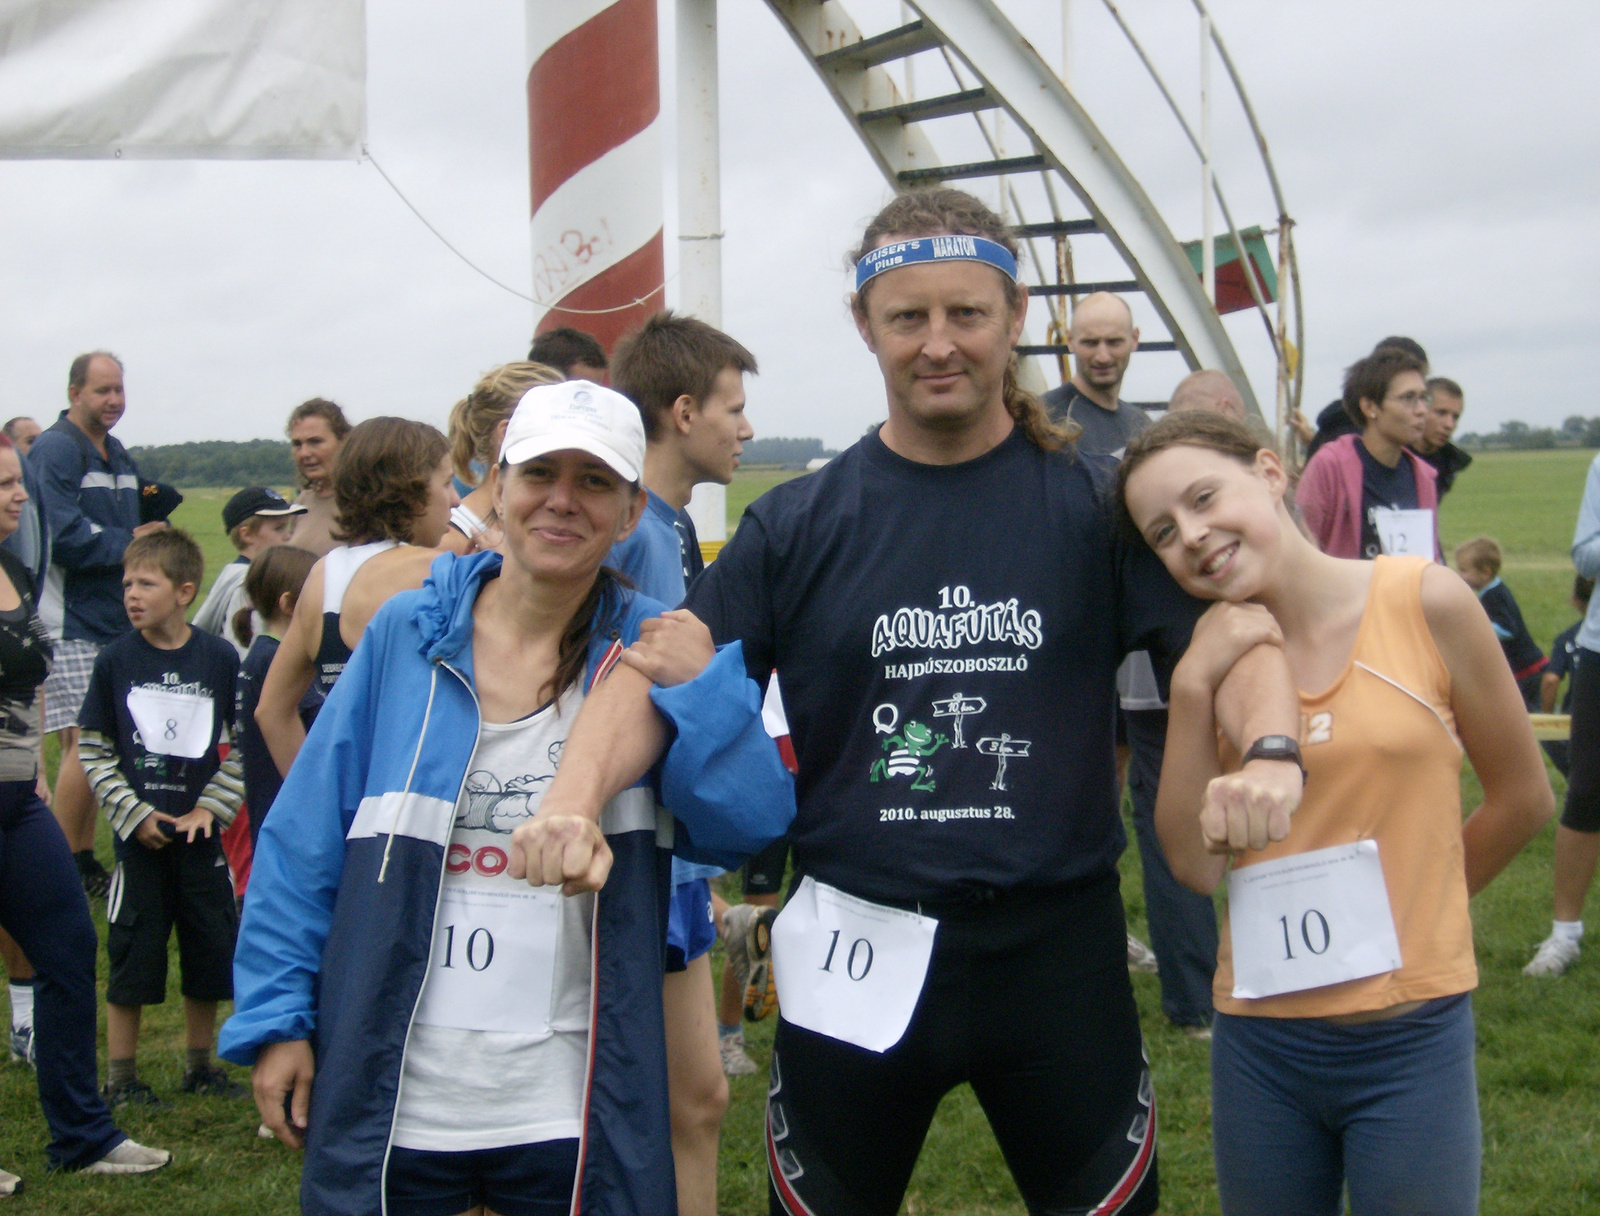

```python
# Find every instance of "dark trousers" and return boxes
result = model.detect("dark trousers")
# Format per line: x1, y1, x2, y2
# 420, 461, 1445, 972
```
0, 781, 124, 1169
1125, 709, 1219, 1027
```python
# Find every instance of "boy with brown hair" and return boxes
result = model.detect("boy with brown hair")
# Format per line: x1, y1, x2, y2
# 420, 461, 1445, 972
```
78, 529, 246, 1106
1456, 535, 1548, 709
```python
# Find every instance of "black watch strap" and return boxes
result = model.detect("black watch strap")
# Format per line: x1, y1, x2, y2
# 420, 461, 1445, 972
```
1241, 734, 1307, 781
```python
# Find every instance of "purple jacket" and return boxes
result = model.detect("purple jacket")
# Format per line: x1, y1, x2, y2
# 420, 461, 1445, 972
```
1295, 433, 1442, 561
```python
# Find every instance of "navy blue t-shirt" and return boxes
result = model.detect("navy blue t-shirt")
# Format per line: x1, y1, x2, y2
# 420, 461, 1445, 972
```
1550, 620, 1581, 711
1357, 443, 1419, 560
684, 427, 1200, 904
79, 626, 239, 859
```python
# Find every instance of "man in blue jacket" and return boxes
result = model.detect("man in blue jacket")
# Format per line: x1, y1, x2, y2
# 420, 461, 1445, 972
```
28, 352, 162, 898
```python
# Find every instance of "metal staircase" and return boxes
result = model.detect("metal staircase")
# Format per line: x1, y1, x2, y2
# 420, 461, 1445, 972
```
763, 0, 1302, 430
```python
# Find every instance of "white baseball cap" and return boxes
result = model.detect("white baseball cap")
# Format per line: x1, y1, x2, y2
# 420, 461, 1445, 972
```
498, 379, 646, 483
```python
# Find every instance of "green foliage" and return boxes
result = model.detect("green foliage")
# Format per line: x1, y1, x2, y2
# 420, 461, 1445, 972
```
127, 440, 296, 490
1459, 417, 1600, 451
739, 437, 837, 467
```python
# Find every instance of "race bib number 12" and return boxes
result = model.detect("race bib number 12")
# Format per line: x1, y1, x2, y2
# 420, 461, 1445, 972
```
1228, 840, 1402, 999
770, 876, 938, 1053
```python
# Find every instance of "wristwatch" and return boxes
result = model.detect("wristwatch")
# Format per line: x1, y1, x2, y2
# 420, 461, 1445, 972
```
1240, 734, 1307, 782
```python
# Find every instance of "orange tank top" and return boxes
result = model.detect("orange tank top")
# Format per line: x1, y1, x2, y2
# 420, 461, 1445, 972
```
1212, 556, 1478, 1018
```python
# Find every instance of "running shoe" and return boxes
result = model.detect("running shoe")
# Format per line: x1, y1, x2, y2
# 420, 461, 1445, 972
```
719, 1032, 758, 1077
0, 1166, 20, 1197
8, 1025, 33, 1070
1127, 933, 1160, 974
80, 1140, 171, 1176
719, 903, 762, 991
744, 957, 778, 1023
77, 852, 111, 902
1524, 933, 1581, 977
102, 1079, 167, 1110
180, 1064, 246, 1098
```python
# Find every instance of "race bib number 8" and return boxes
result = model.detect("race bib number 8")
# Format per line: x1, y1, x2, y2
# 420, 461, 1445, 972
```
1228, 840, 1402, 999
413, 885, 563, 1036
126, 687, 213, 759
770, 876, 937, 1053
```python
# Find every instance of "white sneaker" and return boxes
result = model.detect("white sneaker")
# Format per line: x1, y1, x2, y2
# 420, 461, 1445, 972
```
0, 1166, 21, 1197
719, 1033, 758, 1077
80, 1139, 171, 1175
1524, 934, 1581, 977
1127, 933, 1160, 974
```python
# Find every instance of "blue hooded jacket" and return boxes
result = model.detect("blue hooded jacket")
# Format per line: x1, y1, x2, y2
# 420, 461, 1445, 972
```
221, 550, 794, 1215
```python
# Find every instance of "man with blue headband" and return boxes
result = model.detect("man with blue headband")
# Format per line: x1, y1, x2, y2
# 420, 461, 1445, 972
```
528, 187, 1304, 1216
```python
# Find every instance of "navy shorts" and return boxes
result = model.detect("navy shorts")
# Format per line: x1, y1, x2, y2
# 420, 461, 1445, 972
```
385, 1138, 580, 1216
665, 877, 716, 972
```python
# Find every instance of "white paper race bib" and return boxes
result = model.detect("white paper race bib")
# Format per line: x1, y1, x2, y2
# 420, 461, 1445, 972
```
125, 686, 213, 759
770, 876, 938, 1053
1373, 507, 1434, 557
413, 884, 563, 1035
1228, 840, 1402, 999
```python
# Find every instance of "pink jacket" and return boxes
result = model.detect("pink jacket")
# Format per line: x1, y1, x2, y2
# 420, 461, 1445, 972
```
1295, 433, 1442, 561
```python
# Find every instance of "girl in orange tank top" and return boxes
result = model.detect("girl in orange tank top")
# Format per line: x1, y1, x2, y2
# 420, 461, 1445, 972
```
1118, 410, 1553, 1216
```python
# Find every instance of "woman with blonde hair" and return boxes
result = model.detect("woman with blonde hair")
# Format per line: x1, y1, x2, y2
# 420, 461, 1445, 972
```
439, 362, 564, 555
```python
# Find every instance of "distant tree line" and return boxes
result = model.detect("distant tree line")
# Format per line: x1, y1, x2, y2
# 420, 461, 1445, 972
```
1458, 418, 1600, 452
741, 437, 839, 467
127, 439, 296, 488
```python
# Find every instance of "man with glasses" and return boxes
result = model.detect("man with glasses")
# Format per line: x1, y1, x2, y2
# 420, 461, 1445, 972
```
1295, 347, 1444, 561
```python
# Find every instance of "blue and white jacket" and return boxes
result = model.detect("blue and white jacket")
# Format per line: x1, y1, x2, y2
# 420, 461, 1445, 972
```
220, 550, 794, 1216
28, 412, 141, 644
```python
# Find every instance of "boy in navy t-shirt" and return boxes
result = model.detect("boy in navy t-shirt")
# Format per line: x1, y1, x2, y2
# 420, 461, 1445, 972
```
78, 530, 245, 1107
1456, 536, 1547, 709
1542, 575, 1594, 776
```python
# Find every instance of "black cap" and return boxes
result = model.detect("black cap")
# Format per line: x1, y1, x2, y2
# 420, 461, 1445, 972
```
139, 480, 184, 524
222, 487, 307, 534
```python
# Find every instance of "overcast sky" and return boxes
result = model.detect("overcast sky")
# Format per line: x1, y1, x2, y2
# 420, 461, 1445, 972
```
0, 1, 1595, 451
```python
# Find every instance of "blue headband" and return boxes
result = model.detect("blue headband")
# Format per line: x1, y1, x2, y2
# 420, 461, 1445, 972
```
854, 234, 1019, 291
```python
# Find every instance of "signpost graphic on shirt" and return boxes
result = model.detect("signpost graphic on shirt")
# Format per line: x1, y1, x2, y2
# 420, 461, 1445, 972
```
931, 692, 986, 748
976, 733, 1031, 792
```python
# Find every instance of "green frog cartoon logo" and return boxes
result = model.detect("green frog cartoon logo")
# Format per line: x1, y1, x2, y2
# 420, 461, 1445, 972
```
869, 705, 949, 792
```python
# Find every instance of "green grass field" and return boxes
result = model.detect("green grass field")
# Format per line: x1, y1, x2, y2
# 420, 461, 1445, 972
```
5, 453, 1600, 1212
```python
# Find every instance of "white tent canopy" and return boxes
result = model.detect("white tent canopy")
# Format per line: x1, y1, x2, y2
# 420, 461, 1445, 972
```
0, 0, 364, 159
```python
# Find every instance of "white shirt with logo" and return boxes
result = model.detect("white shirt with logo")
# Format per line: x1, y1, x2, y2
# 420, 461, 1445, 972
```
392, 691, 594, 1151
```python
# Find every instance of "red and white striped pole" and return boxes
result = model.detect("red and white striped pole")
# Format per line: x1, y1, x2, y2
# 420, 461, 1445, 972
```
526, 0, 665, 353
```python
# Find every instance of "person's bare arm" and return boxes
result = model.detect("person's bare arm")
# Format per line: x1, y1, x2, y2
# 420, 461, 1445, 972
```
1154, 603, 1293, 893
1540, 670, 1560, 715
257, 562, 323, 776
1421, 565, 1554, 894
507, 665, 668, 895
1208, 643, 1305, 851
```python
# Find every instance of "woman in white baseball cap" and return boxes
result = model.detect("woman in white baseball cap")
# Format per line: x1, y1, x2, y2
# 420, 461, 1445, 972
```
223, 380, 794, 1216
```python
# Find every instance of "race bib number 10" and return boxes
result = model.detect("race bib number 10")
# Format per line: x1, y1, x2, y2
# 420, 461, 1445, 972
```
1228, 840, 1402, 1000
413, 884, 563, 1036
770, 876, 938, 1053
